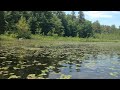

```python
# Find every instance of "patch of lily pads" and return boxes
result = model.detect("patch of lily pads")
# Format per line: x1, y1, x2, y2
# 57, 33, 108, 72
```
1, 42, 120, 79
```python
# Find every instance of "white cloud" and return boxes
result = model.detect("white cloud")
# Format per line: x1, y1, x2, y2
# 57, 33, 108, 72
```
84, 11, 113, 18
111, 11, 120, 14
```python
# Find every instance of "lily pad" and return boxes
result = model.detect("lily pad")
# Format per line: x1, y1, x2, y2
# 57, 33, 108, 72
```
0, 67, 9, 70
9, 73, 15, 75
59, 74, 72, 79
40, 72, 47, 76
27, 74, 36, 79
8, 75, 21, 79
13, 67, 20, 70
109, 72, 118, 77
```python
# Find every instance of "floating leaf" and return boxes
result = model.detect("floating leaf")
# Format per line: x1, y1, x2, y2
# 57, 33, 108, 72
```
75, 67, 80, 70
27, 74, 36, 79
0, 57, 6, 60
9, 73, 14, 75
37, 77, 44, 79
40, 73, 47, 76
76, 64, 81, 67
0, 67, 9, 70
59, 74, 72, 79
13, 67, 20, 70
109, 72, 118, 77
8, 75, 21, 79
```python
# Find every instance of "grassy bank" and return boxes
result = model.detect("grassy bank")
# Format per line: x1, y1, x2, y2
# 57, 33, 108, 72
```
1, 33, 120, 42
1, 34, 120, 52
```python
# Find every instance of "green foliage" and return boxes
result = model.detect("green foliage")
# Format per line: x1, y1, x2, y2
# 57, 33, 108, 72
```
51, 15, 64, 36
4, 11, 21, 33
0, 11, 6, 34
67, 19, 77, 37
78, 11, 85, 24
59, 74, 72, 79
8, 75, 21, 79
29, 17, 37, 34
39, 11, 53, 35
92, 20, 101, 33
1, 11, 120, 39
79, 20, 93, 38
48, 28, 55, 36
16, 16, 31, 39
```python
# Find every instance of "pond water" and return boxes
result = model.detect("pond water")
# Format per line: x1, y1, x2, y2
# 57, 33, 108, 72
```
1, 45, 120, 79
48, 53, 120, 79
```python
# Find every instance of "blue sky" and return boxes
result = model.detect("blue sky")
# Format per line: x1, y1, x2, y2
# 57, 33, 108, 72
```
65, 11, 120, 28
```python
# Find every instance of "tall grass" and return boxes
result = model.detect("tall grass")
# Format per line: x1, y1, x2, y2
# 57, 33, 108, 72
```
1, 32, 120, 42
94, 32, 120, 41
0, 34, 16, 41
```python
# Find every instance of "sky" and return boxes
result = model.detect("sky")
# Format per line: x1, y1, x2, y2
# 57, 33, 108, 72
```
65, 11, 120, 28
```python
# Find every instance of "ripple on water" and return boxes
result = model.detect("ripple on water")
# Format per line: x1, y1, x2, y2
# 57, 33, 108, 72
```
48, 53, 120, 79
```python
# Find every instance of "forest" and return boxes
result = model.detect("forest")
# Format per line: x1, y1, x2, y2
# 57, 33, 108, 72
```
1, 11, 120, 79
0, 11, 120, 40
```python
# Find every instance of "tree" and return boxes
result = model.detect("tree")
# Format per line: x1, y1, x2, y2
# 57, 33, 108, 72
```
79, 20, 93, 38
92, 20, 101, 33
67, 19, 77, 37
0, 11, 5, 34
29, 17, 37, 34
16, 16, 31, 39
71, 11, 76, 21
54, 11, 69, 37
51, 15, 64, 36
4, 11, 23, 33
39, 11, 53, 35
119, 26, 120, 30
28, 12, 38, 34
111, 25, 116, 33
78, 11, 85, 24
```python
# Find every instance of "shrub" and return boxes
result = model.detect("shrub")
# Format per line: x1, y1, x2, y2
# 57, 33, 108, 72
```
16, 16, 31, 39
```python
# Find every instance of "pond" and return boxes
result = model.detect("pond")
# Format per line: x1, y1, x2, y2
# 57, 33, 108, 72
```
48, 53, 120, 79
1, 43, 120, 79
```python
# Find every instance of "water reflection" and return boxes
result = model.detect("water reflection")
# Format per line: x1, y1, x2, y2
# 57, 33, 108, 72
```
1, 47, 120, 79
49, 52, 120, 79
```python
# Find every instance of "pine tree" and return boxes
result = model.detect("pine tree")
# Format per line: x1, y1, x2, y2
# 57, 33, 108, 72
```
78, 11, 85, 24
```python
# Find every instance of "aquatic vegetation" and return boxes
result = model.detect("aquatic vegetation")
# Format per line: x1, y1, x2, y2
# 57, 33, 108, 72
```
27, 74, 36, 79
84, 62, 96, 69
76, 64, 81, 67
13, 67, 20, 70
8, 75, 21, 79
47, 66, 55, 70
0, 67, 9, 70
1, 38, 120, 79
59, 74, 72, 79
9, 73, 15, 75
109, 72, 119, 77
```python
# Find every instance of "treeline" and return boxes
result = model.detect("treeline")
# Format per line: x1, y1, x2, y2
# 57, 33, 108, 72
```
0, 11, 119, 39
